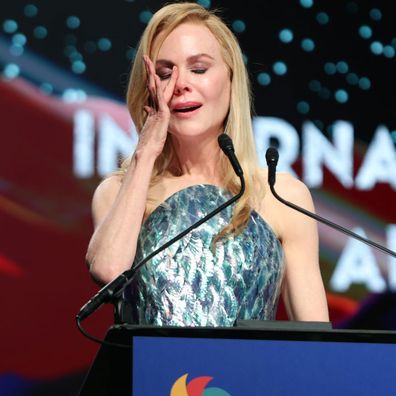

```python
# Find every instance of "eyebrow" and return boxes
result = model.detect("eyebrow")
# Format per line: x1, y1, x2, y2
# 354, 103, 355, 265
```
156, 53, 215, 67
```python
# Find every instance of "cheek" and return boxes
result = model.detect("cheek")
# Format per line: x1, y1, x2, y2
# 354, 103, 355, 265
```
215, 84, 231, 111
202, 78, 230, 106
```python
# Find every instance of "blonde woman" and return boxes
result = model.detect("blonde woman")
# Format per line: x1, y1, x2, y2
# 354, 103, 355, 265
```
86, 2, 329, 326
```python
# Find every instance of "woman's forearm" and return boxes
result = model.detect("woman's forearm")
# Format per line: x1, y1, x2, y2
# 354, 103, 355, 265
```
86, 149, 157, 284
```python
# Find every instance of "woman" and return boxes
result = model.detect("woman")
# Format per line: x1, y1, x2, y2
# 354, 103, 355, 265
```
86, 2, 329, 326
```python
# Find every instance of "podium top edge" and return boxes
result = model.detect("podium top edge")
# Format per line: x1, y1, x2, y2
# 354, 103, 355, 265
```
107, 321, 396, 344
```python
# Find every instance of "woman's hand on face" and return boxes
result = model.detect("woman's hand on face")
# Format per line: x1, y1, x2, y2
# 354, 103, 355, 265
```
137, 55, 179, 158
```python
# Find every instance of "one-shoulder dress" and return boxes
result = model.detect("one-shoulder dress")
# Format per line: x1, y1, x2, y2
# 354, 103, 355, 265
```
123, 185, 284, 327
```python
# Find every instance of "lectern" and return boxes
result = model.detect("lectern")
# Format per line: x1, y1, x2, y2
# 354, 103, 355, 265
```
79, 322, 396, 395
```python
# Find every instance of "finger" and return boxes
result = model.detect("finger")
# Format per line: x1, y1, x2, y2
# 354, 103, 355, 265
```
145, 54, 156, 75
154, 74, 166, 112
144, 55, 157, 107
143, 105, 153, 115
164, 66, 178, 103
143, 55, 152, 84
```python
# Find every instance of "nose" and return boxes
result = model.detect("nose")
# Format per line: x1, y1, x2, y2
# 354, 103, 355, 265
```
173, 70, 192, 96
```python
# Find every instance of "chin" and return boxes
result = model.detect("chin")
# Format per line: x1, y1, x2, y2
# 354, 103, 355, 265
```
169, 122, 223, 140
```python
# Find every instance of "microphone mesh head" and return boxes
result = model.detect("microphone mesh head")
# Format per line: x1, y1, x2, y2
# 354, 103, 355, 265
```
218, 133, 233, 153
265, 147, 279, 166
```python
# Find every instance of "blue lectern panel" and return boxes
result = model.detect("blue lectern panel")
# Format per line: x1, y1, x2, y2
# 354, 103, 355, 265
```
133, 336, 396, 395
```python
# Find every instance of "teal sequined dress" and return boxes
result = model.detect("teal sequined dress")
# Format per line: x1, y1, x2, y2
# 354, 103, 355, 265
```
124, 185, 284, 327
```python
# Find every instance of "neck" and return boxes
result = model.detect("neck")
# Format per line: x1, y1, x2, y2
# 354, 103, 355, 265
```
170, 134, 222, 181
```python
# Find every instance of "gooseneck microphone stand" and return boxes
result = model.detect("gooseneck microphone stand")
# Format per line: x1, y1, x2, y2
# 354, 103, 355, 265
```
76, 134, 245, 346
265, 147, 396, 259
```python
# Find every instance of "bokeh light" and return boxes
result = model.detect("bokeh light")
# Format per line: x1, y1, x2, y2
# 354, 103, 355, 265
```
279, 29, 293, 43
301, 38, 315, 52
316, 12, 329, 25
232, 20, 246, 33
334, 89, 349, 103
3, 20, 18, 34
66, 16, 81, 30
3, 63, 20, 79
257, 72, 271, 86
273, 61, 287, 75
24, 4, 38, 17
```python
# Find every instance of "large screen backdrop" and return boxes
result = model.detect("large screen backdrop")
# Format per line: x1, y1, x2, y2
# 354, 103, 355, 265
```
1, 0, 395, 395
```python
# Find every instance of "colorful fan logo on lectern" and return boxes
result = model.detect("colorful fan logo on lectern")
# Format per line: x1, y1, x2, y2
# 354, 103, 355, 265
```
170, 373, 231, 395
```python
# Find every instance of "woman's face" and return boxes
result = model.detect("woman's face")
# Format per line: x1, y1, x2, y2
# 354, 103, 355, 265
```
155, 22, 231, 140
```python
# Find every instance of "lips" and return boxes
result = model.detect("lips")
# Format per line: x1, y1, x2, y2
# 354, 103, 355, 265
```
172, 102, 202, 113
174, 106, 201, 113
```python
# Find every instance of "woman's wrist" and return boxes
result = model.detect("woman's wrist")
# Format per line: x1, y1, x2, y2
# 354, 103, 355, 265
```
134, 144, 161, 163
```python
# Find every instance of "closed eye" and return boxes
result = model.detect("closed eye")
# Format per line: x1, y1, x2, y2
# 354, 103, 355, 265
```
192, 69, 207, 74
158, 73, 172, 80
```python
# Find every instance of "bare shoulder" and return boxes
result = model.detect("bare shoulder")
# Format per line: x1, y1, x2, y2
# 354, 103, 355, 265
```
259, 171, 317, 246
91, 175, 123, 226
256, 168, 312, 205
93, 175, 122, 203
274, 172, 314, 209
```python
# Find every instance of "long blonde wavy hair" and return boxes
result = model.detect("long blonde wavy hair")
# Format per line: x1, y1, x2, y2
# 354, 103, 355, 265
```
122, 2, 264, 238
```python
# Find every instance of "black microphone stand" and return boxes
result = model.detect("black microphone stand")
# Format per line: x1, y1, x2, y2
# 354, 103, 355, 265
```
112, 175, 245, 300
77, 135, 245, 323
265, 147, 396, 259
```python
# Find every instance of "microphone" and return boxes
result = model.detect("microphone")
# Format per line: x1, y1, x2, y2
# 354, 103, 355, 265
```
265, 147, 396, 259
77, 135, 245, 322
218, 133, 243, 177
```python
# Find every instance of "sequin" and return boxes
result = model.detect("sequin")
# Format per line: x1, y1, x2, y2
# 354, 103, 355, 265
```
124, 185, 284, 326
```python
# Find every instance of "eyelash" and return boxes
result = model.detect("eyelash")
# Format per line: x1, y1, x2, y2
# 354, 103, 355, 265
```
192, 68, 207, 74
158, 68, 207, 80
158, 74, 171, 81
